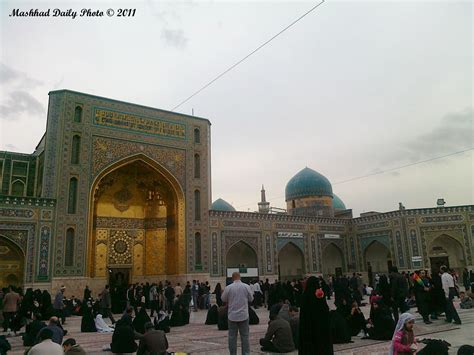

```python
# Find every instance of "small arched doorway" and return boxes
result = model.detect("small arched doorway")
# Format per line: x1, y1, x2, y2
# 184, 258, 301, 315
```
278, 242, 304, 282
322, 243, 344, 277
0, 237, 24, 288
429, 234, 465, 274
364, 241, 391, 274
226, 241, 258, 283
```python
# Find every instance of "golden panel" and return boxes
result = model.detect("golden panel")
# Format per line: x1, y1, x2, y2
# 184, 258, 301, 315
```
95, 243, 107, 277
146, 229, 166, 275
88, 155, 187, 277
133, 243, 144, 276
135, 230, 144, 242
96, 229, 108, 241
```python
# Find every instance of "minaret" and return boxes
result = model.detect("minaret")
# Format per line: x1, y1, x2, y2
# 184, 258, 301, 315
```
258, 185, 270, 213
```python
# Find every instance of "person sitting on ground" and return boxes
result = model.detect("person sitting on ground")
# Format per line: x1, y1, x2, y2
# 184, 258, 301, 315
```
133, 305, 152, 334
37, 316, 65, 345
259, 309, 295, 353
121, 306, 134, 323
389, 313, 417, 355
80, 299, 97, 333
28, 328, 63, 355
62, 338, 86, 355
363, 299, 395, 340
170, 294, 190, 327
288, 306, 299, 350
457, 345, 474, 355
137, 322, 169, 355
217, 305, 228, 331
154, 310, 171, 333
110, 317, 139, 354
348, 300, 367, 336
205, 303, 218, 325
459, 291, 474, 309
22, 312, 46, 346
277, 300, 291, 322
95, 314, 114, 333
249, 305, 260, 325
330, 307, 352, 344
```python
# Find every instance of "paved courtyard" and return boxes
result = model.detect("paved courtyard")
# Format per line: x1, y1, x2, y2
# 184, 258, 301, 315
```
3, 299, 473, 354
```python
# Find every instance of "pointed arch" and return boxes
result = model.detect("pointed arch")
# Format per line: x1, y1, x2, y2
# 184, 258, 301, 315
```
87, 153, 186, 276
278, 242, 305, 281
226, 240, 258, 268
364, 240, 391, 273
321, 242, 344, 275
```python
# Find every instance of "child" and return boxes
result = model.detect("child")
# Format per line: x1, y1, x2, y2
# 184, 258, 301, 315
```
389, 313, 417, 355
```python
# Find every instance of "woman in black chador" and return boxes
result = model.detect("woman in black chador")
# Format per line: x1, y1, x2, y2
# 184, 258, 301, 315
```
299, 276, 334, 355
81, 299, 97, 332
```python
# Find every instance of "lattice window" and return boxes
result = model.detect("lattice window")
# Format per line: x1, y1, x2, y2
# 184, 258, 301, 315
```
194, 189, 201, 221
194, 153, 200, 178
194, 128, 200, 143
65, 228, 75, 266
68, 177, 78, 214
74, 106, 82, 123
71, 135, 81, 164
195, 232, 202, 265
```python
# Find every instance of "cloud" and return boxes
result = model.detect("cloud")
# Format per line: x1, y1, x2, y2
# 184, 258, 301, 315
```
161, 29, 188, 49
403, 108, 473, 161
0, 91, 45, 120
0, 63, 43, 88
161, 28, 188, 48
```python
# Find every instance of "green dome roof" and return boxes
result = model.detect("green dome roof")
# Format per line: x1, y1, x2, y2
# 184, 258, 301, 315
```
333, 194, 346, 210
211, 198, 236, 211
285, 167, 333, 201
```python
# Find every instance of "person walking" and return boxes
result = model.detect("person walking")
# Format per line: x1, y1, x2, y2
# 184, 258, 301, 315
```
440, 266, 461, 324
389, 267, 409, 323
2, 286, 20, 334
53, 286, 66, 325
99, 285, 116, 325
221, 272, 254, 355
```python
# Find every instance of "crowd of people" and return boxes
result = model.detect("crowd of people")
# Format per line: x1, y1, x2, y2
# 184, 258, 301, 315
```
0, 265, 472, 354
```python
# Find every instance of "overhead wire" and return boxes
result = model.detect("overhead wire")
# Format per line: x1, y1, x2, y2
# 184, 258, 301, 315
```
171, 0, 326, 111
235, 147, 474, 209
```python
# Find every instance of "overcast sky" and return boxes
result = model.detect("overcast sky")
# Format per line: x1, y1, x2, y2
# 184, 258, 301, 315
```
0, 0, 472, 217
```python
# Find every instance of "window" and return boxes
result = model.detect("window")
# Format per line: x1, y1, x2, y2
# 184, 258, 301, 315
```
65, 228, 75, 266
194, 128, 200, 143
74, 106, 82, 123
12, 161, 28, 176
292, 200, 296, 209
194, 189, 201, 221
71, 135, 81, 164
68, 177, 78, 214
195, 232, 202, 265
11, 180, 25, 196
194, 154, 200, 178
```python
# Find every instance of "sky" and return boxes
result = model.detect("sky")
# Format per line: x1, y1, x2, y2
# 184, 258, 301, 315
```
0, 0, 472, 217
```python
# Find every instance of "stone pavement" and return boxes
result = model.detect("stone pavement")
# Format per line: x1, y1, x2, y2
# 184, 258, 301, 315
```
3, 299, 473, 354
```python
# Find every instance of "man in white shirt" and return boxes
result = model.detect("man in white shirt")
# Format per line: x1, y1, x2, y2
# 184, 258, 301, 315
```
440, 266, 461, 324
221, 272, 254, 355
28, 328, 63, 355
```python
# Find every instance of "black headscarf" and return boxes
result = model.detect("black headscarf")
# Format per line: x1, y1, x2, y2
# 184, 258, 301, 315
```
299, 276, 334, 355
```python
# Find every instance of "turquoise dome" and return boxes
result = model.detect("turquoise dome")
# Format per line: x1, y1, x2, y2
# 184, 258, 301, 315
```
285, 167, 333, 201
333, 194, 346, 210
211, 198, 236, 211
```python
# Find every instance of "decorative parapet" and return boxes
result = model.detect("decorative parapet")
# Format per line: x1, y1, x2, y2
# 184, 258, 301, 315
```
352, 205, 473, 224
0, 195, 56, 207
208, 210, 350, 225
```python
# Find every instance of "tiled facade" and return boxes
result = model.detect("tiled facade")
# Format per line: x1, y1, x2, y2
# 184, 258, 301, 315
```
0, 90, 473, 294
